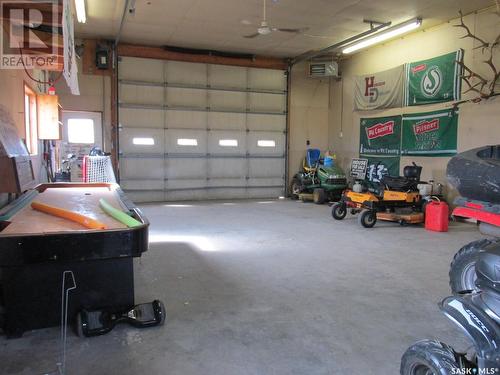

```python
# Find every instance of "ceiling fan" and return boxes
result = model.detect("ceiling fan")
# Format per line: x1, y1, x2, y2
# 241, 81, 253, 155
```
243, 0, 309, 38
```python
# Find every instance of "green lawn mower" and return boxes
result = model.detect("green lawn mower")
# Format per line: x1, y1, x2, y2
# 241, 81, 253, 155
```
290, 149, 347, 204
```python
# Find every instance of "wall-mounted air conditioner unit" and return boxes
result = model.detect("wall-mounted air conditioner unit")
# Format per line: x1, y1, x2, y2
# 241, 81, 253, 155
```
308, 61, 339, 78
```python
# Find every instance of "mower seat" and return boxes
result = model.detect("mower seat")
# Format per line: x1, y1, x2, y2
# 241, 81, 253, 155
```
381, 163, 422, 192
381, 176, 419, 192
303, 149, 321, 173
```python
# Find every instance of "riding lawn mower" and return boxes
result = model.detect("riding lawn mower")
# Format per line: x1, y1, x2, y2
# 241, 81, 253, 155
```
290, 149, 347, 204
331, 162, 436, 228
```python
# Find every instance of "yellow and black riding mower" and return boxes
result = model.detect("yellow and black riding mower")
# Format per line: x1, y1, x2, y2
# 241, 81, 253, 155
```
331, 163, 427, 228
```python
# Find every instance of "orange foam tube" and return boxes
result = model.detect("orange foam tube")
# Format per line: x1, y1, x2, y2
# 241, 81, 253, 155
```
31, 201, 108, 230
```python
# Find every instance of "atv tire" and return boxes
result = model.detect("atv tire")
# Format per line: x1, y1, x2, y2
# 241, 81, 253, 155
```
331, 202, 347, 220
400, 340, 460, 375
313, 188, 326, 205
290, 178, 301, 200
358, 209, 377, 228
449, 238, 491, 294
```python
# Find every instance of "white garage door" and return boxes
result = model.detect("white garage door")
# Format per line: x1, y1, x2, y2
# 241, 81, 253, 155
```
118, 57, 287, 202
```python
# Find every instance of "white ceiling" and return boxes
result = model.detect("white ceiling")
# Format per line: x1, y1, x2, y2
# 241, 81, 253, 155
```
75, 0, 495, 57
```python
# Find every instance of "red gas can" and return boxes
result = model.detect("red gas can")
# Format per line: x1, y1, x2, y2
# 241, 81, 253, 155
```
425, 200, 449, 232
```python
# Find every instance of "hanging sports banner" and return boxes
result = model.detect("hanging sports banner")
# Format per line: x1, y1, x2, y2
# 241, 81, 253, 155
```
404, 50, 463, 106
359, 115, 402, 156
63, 0, 80, 95
354, 65, 404, 110
361, 155, 401, 181
401, 109, 458, 156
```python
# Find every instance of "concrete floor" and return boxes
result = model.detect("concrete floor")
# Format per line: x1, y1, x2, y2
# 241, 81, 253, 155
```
1, 199, 484, 375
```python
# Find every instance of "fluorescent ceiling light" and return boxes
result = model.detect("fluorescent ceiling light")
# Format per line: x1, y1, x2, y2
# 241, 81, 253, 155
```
342, 18, 421, 54
75, 0, 86, 23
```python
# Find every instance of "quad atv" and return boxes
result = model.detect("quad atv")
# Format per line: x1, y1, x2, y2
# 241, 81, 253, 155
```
447, 145, 500, 294
290, 149, 347, 204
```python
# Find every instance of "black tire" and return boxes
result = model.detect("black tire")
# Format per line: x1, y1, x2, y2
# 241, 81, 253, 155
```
400, 340, 460, 375
290, 178, 301, 200
331, 202, 347, 220
313, 188, 326, 205
358, 209, 377, 228
75, 311, 85, 338
449, 238, 491, 294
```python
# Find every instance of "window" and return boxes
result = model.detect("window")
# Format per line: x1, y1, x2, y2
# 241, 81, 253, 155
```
67, 118, 95, 144
177, 138, 198, 146
24, 85, 38, 155
257, 140, 276, 147
219, 139, 238, 147
133, 137, 155, 145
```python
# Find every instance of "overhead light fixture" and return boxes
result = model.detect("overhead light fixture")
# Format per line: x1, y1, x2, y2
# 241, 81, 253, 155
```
75, 0, 86, 23
342, 18, 422, 54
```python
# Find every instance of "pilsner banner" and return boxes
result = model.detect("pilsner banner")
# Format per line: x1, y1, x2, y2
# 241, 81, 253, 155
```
401, 109, 458, 156
359, 115, 402, 156
404, 50, 463, 106
354, 65, 404, 110
361, 155, 401, 182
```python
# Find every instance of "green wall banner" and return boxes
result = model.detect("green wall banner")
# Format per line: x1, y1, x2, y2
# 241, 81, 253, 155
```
401, 109, 458, 156
359, 115, 402, 156
361, 155, 401, 181
404, 50, 463, 106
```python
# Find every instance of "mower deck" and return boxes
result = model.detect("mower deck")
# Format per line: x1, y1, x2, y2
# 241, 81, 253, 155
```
376, 211, 424, 224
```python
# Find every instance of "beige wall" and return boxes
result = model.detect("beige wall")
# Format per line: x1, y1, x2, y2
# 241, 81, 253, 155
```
288, 62, 332, 184
328, 10, 500, 198
55, 60, 112, 151
0, 68, 46, 207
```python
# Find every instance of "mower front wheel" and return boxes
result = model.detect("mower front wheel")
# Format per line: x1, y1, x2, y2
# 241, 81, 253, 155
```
313, 188, 326, 204
358, 209, 377, 228
331, 202, 347, 220
290, 178, 301, 200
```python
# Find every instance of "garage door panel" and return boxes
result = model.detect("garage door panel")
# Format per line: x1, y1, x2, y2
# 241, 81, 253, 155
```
209, 159, 246, 178
120, 85, 164, 106
166, 159, 206, 179
246, 188, 283, 199
166, 61, 206, 85
208, 131, 246, 154
119, 57, 164, 82
248, 132, 285, 155
166, 110, 207, 129
208, 112, 245, 131
119, 56, 286, 202
166, 190, 208, 201
119, 107, 164, 128
209, 91, 246, 111
249, 159, 285, 178
247, 114, 286, 132
248, 92, 285, 112
248, 68, 286, 91
167, 87, 207, 108
127, 191, 165, 203
208, 177, 246, 187
167, 178, 207, 190
165, 129, 207, 154
120, 128, 164, 154
209, 64, 246, 88
120, 158, 164, 179
120, 179, 164, 191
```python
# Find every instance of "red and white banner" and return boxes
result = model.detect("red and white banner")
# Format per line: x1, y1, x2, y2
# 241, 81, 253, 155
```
354, 65, 404, 111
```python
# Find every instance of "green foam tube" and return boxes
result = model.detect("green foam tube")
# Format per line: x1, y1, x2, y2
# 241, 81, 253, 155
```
99, 198, 142, 228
